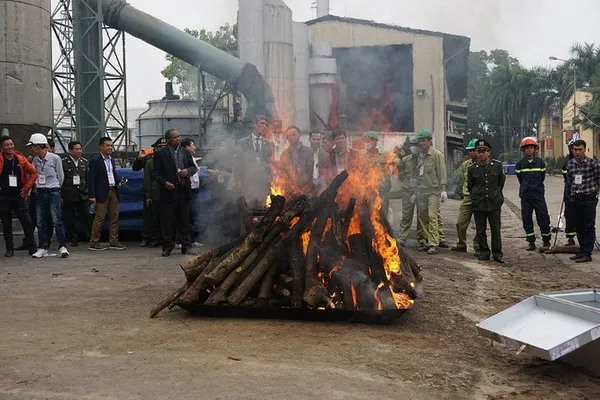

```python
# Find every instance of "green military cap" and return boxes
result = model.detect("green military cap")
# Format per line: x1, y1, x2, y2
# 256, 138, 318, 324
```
416, 129, 433, 140
366, 131, 379, 140
465, 139, 478, 150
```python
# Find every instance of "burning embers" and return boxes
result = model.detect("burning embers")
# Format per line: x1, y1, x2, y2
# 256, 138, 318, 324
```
150, 158, 421, 319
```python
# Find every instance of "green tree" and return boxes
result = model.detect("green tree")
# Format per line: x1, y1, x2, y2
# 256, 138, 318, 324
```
161, 24, 237, 100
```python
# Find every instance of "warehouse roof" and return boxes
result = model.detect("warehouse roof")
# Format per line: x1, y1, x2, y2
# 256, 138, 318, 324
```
305, 14, 470, 42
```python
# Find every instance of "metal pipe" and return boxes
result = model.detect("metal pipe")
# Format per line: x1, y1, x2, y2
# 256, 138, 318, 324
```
91, 0, 274, 119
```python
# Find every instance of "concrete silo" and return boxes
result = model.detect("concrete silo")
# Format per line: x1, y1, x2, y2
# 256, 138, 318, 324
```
0, 0, 53, 148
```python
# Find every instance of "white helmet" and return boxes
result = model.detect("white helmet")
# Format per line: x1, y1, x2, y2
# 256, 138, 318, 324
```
26, 133, 48, 146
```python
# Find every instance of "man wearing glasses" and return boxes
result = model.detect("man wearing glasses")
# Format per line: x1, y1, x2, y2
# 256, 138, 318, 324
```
467, 140, 506, 264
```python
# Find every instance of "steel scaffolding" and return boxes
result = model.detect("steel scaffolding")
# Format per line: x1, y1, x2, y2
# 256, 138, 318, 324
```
51, 0, 129, 156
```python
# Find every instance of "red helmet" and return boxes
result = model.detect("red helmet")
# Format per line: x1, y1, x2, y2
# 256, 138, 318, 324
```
520, 137, 539, 150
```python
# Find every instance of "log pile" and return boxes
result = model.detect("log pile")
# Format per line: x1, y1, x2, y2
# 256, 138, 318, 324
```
150, 171, 422, 318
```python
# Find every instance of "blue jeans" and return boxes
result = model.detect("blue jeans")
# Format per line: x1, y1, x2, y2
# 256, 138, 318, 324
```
36, 189, 67, 249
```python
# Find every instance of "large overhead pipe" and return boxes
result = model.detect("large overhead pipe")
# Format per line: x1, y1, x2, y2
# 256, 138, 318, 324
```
92, 0, 275, 119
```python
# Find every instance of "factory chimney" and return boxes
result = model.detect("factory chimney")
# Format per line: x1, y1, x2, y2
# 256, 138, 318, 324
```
316, 0, 330, 18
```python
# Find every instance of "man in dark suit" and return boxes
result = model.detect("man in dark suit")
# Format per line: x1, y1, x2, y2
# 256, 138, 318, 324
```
279, 126, 313, 193
329, 129, 360, 176
61, 140, 90, 246
153, 129, 197, 257
88, 136, 126, 251
233, 115, 273, 208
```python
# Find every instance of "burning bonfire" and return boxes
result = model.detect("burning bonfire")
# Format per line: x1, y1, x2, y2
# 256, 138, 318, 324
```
150, 157, 421, 319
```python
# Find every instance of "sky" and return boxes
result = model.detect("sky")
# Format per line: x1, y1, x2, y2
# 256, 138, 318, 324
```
52, 0, 600, 108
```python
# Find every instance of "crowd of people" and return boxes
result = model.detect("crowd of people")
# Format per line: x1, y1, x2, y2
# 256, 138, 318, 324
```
1, 115, 599, 264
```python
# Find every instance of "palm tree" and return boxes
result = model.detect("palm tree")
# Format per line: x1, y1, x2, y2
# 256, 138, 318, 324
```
570, 42, 600, 87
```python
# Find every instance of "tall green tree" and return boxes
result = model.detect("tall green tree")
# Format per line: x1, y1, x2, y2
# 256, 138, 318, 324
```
161, 24, 237, 100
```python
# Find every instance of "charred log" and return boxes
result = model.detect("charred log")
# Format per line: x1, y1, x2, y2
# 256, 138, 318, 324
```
149, 281, 192, 318
288, 241, 306, 308
255, 264, 278, 307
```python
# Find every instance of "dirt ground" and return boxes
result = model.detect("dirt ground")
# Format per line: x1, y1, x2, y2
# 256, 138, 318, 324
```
1, 175, 600, 399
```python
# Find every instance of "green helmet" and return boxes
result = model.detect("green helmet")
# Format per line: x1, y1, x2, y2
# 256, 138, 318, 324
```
416, 129, 432, 140
465, 139, 478, 150
366, 131, 379, 140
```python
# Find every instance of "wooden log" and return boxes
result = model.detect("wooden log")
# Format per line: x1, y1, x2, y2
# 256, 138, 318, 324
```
358, 202, 387, 284
181, 237, 246, 282
204, 195, 285, 286
237, 196, 254, 234
341, 198, 357, 239
149, 281, 191, 318
329, 270, 354, 310
375, 284, 398, 311
227, 239, 285, 305
329, 204, 344, 250
180, 249, 215, 278
390, 273, 418, 299
347, 234, 370, 273
539, 245, 580, 254
303, 204, 331, 307
288, 241, 306, 308
255, 264, 278, 307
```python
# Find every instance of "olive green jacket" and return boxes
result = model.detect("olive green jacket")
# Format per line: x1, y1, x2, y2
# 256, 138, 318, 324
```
143, 156, 160, 201
416, 147, 447, 195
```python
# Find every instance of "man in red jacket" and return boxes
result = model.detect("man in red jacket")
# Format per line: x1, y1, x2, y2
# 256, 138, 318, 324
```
0, 136, 38, 257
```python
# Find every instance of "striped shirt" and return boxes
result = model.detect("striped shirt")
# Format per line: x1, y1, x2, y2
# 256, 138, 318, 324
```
565, 157, 600, 198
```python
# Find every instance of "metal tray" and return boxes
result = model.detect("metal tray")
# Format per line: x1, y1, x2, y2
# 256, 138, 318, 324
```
477, 288, 600, 375
176, 303, 408, 324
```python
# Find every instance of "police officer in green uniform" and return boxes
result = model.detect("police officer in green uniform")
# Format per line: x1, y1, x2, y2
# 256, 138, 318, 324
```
397, 136, 425, 246
415, 129, 447, 255
61, 140, 90, 246
467, 139, 506, 263
451, 139, 481, 254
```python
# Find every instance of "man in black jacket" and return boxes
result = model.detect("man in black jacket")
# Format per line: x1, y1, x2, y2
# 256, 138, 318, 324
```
561, 141, 577, 246
153, 129, 197, 257
515, 137, 551, 251
88, 137, 126, 251
61, 140, 90, 246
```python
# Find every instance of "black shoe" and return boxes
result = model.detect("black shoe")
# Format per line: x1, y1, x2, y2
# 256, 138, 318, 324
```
526, 242, 536, 251
569, 254, 582, 261
575, 255, 592, 263
417, 244, 429, 252
451, 246, 467, 252
182, 248, 196, 256
438, 241, 449, 249
28, 247, 37, 256
15, 242, 28, 251
566, 238, 576, 246
4, 249, 14, 257
478, 254, 490, 261
493, 256, 504, 264
542, 241, 551, 248
140, 240, 150, 248
162, 248, 172, 257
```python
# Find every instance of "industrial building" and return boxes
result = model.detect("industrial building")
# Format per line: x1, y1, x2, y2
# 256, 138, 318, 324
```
0, 0, 470, 169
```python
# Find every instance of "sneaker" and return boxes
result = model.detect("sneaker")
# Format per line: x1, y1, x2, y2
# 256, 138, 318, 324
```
175, 243, 182, 249
109, 242, 126, 250
32, 248, 48, 258
427, 246, 438, 255
88, 243, 108, 251
59, 246, 70, 258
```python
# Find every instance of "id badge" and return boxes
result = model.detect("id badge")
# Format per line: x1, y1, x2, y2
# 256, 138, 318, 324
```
9, 174, 17, 187
574, 174, 583, 185
419, 165, 425, 177
38, 174, 46, 185
73, 174, 81, 185
108, 173, 115, 186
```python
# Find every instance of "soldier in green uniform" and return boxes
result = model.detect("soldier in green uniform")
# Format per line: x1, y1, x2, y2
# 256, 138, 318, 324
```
451, 139, 481, 254
397, 136, 425, 246
415, 129, 447, 254
61, 140, 90, 246
365, 131, 393, 221
467, 139, 506, 263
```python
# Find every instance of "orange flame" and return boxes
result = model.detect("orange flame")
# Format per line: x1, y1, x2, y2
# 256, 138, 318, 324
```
350, 283, 358, 310
301, 230, 311, 256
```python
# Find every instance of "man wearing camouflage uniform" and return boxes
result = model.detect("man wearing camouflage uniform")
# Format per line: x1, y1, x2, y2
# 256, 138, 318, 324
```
415, 129, 447, 254
451, 139, 481, 254
397, 136, 425, 246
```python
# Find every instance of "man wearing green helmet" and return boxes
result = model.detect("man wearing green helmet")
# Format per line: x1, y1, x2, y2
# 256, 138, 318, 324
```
397, 135, 425, 246
364, 131, 393, 220
414, 129, 448, 254
451, 139, 481, 254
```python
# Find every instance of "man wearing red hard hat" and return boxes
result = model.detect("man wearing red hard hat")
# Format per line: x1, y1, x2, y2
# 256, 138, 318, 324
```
515, 137, 551, 251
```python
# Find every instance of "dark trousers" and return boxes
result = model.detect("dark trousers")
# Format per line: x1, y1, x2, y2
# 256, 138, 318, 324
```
26, 191, 53, 247
0, 196, 36, 251
146, 199, 162, 243
474, 209, 502, 259
63, 199, 90, 243
36, 189, 67, 249
141, 199, 151, 241
521, 197, 551, 243
563, 196, 577, 238
572, 196, 597, 257
161, 187, 191, 251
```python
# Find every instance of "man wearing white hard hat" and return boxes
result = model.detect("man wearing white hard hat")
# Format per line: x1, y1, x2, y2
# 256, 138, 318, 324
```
26, 133, 69, 258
